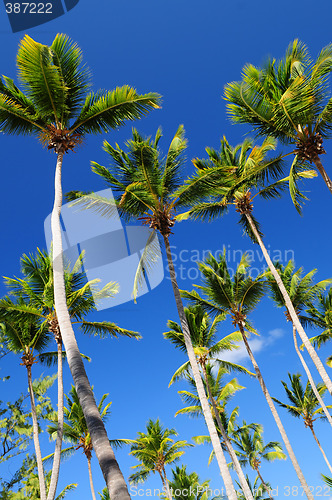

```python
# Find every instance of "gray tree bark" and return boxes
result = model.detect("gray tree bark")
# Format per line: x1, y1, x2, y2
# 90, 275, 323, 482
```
51, 153, 130, 500
292, 325, 332, 428
163, 235, 238, 500
313, 156, 332, 196
87, 456, 97, 500
238, 322, 314, 500
27, 364, 47, 500
47, 340, 64, 500
246, 212, 332, 396
200, 362, 254, 500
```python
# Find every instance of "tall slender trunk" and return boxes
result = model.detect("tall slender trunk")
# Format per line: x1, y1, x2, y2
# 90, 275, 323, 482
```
292, 325, 332, 428
312, 155, 332, 196
27, 364, 47, 500
47, 339, 64, 500
200, 362, 254, 500
160, 468, 172, 500
246, 212, 332, 396
87, 456, 97, 500
51, 153, 130, 500
255, 468, 273, 500
309, 424, 332, 475
238, 323, 314, 500
163, 235, 238, 500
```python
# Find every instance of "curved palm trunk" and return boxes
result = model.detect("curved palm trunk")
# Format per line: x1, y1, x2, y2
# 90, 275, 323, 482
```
163, 235, 238, 500
238, 323, 314, 500
312, 156, 332, 196
47, 339, 64, 500
200, 363, 254, 500
292, 326, 332, 428
51, 153, 130, 500
87, 456, 97, 500
308, 424, 332, 475
160, 468, 173, 500
27, 365, 47, 500
246, 212, 332, 396
254, 468, 273, 500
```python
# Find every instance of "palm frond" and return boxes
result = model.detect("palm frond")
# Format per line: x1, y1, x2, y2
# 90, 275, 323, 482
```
70, 88, 161, 135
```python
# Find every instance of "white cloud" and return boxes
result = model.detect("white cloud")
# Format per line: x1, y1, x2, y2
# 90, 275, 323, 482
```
219, 328, 285, 365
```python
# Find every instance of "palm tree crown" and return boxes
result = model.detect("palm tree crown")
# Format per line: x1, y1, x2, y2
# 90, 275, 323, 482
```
266, 260, 331, 322
161, 465, 210, 500
0, 34, 160, 150
306, 288, 332, 351
272, 373, 330, 429
0, 249, 140, 347
48, 385, 112, 461
164, 304, 253, 385
224, 39, 332, 194
176, 135, 313, 227
127, 419, 192, 485
231, 421, 286, 479
181, 252, 266, 330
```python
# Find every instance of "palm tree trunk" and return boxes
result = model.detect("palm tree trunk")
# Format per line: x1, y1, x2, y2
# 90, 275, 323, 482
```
47, 339, 64, 500
312, 155, 332, 196
163, 234, 238, 500
27, 364, 47, 500
309, 424, 332, 475
245, 212, 332, 396
160, 468, 173, 500
87, 456, 97, 500
200, 362, 254, 500
255, 468, 273, 500
237, 323, 314, 500
292, 325, 332, 428
51, 153, 130, 500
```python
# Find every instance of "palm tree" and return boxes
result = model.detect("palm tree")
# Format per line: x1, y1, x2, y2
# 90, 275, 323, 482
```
99, 488, 110, 500
47, 386, 114, 500
224, 40, 332, 195
174, 363, 245, 480
181, 252, 314, 500
67, 127, 239, 500
0, 249, 139, 500
273, 373, 332, 474
0, 310, 53, 499
0, 33, 160, 500
231, 422, 286, 499
236, 475, 272, 500
6, 457, 77, 500
175, 136, 332, 402
266, 260, 332, 427
126, 419, 192, 500
306, 288, 332, 364
160, 465, 210, 500
164, 305, 255, 500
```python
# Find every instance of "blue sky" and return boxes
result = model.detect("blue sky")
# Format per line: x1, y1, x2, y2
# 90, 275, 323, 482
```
1, 0, 332, 498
